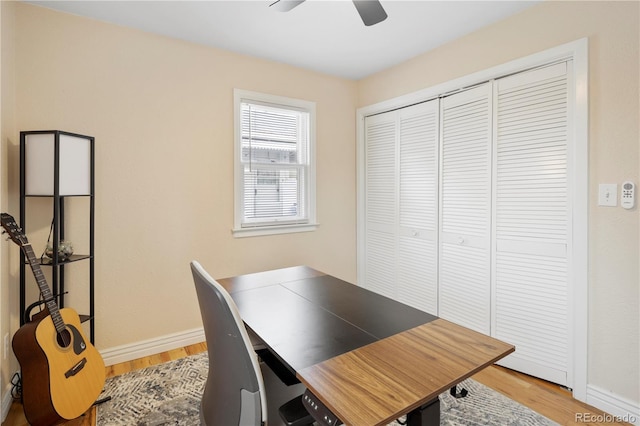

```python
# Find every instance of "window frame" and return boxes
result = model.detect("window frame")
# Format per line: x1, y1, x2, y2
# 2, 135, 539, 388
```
233, 89, 317, 237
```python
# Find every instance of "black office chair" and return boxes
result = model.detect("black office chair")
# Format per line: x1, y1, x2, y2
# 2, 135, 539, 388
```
191, 261, 314, 426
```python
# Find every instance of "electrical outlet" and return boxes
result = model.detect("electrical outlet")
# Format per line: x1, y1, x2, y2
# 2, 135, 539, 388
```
3, 333, 9, 360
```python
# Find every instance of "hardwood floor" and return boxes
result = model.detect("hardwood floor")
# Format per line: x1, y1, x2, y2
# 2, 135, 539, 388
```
2, 342, 627, 426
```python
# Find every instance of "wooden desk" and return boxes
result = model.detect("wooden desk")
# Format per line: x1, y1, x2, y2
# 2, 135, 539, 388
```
219, 266, 514, 426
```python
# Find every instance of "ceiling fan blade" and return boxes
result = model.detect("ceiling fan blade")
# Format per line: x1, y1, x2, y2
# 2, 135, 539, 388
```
270, 0, 306, 12
352, 0, 388, 26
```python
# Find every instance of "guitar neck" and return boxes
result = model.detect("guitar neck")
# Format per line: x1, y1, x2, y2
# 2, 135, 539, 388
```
22, 244, 65, 332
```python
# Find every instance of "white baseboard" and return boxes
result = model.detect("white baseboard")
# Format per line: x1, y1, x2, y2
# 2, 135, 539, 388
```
100, 327, 205, 366
1, 382, 14, 424
586, 384, 640, 426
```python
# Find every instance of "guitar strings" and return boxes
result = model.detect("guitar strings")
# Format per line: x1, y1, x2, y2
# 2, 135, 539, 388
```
28, 217, 54, 320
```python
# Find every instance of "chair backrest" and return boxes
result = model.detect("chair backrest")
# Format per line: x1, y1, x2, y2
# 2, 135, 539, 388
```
191, 261, 267, 426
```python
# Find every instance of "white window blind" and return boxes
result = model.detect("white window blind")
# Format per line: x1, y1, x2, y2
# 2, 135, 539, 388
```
234, 90, 316, 236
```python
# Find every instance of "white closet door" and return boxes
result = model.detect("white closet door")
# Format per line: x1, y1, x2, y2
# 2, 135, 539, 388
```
397, 100, 439, 314
364, 112, 397, 298
363, 100, 439, 312
493, 62, 571, 386
439, 84, 492, 334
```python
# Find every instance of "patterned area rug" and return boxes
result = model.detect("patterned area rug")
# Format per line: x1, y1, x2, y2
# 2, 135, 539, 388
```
96, 352, 556, 425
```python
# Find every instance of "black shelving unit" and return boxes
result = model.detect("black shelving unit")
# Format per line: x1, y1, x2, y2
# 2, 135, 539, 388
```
19, 130, 96, 344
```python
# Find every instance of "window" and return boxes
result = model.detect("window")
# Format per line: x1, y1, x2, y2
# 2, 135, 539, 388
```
233, 90, 317, 237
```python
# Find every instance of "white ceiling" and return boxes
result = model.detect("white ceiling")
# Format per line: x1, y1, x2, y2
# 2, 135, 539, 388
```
26, 0, 540, 80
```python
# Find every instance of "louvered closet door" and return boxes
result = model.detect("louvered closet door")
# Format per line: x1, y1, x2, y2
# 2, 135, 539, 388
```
493, 62, 571, 386
364, 112, 397, 298
397, 100, 439, 313
439, 84, 492, 334
363, 101, 439, 312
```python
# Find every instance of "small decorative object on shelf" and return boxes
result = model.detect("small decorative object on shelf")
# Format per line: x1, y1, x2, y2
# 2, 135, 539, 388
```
44, 240, 74, 261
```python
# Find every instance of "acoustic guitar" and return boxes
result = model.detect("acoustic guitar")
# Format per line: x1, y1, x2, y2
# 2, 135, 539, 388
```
1, 213, 105, 426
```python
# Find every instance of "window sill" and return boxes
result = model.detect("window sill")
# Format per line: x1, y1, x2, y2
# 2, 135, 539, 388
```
232, 223, 319, 238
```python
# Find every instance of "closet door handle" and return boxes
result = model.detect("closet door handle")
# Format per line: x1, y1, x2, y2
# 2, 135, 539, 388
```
458, 237, 466, 245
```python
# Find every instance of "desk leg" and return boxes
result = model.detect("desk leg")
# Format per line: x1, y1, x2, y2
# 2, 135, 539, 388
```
406, 397, 440, 426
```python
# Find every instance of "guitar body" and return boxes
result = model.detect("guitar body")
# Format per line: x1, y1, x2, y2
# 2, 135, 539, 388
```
13, 308, 105, 426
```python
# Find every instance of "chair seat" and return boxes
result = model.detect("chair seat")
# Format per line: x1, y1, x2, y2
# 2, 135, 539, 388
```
278, 395, 314, 426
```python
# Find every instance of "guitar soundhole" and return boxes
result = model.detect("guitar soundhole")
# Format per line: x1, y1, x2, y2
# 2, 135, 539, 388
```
56, 328, 72, 348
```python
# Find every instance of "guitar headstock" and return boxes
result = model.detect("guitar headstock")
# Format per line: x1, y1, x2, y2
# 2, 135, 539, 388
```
1, 213, 29, 247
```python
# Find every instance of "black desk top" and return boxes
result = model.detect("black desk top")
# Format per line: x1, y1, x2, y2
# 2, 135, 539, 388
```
221, 268, 437, 374
282, 275, 437, 340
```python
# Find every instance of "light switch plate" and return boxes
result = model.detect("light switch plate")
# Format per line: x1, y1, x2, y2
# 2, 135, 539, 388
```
598, 184, 618, 206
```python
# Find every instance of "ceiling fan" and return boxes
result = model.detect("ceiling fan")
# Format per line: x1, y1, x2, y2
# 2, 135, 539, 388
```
270, 0, 388, 26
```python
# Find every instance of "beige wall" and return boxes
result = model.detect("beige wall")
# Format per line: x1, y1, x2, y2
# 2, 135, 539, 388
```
1, 0, 17, 412
6, 2, 357, 354
358, 0, 639, 405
